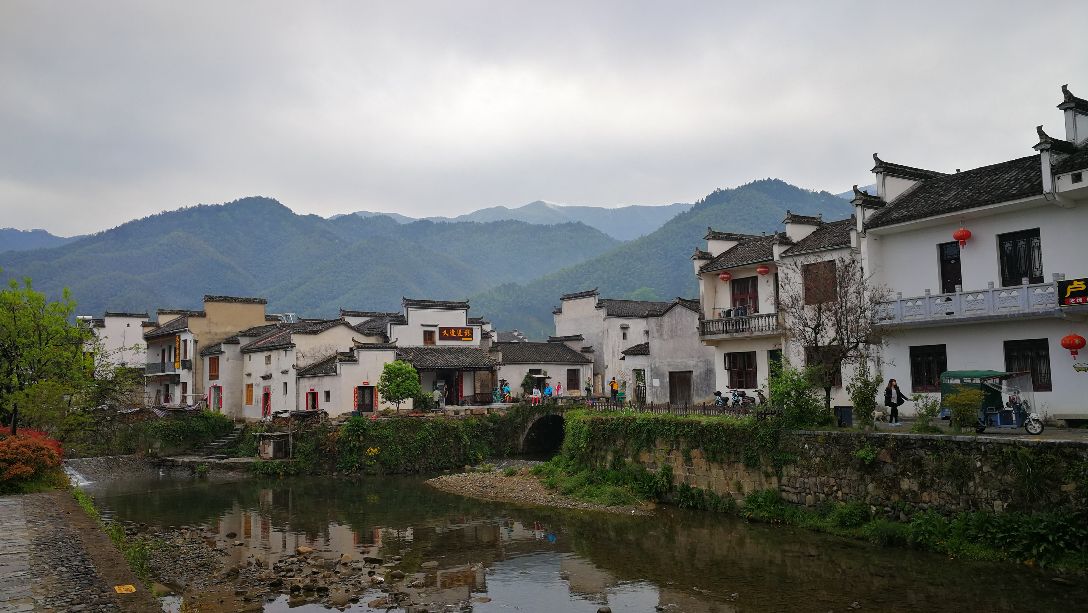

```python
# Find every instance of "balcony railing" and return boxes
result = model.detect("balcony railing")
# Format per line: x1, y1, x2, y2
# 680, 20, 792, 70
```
145, 363, 176, 375
700, 312, 781, 337
877, 281, 1059, 325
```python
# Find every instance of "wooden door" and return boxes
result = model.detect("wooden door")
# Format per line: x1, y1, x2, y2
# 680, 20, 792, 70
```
938, 241, 962, 294
731, 276, 759, 314
668, 371, 693, 406
355, 386, 375, 412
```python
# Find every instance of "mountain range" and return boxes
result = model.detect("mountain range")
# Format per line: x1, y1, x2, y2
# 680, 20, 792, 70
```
471, 179, 853, 336
336, 200, 693, 241
0, 180, 853, 338
0, 228, 80, 253
0, 198, 619, 318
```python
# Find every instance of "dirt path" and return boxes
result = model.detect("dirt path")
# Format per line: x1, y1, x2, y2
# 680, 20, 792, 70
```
0, 491, 159, 613
426, 471, 653, 515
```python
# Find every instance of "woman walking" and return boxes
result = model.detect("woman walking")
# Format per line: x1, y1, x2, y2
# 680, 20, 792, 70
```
884, 379, 907, 425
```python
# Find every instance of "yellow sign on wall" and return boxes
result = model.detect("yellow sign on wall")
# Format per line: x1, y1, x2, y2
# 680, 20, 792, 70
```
174, 336, 181, 369
114, 585, 136, 594
439, 327, 474, 342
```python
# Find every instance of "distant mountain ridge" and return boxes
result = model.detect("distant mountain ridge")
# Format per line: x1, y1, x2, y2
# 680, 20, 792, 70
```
0, 228, 80, 252
336, 200, 693, 241
0, 197, 619, 318
471, 179, 854, 337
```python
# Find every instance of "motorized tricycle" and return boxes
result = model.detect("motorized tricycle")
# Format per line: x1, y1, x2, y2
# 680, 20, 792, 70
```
939, 370, 1044, 435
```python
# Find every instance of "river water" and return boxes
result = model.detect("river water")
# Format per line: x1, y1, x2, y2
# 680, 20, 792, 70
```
89, 474, 1084, 612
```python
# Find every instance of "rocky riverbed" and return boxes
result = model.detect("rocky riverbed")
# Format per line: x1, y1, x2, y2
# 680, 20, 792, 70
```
126, 521, 493, 612
426, 468, 654, 515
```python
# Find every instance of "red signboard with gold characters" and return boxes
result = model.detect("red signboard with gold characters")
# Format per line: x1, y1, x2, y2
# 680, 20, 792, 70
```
439, 326, 474, 342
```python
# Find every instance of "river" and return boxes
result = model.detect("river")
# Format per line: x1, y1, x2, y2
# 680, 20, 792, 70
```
88, 473, 1085, 612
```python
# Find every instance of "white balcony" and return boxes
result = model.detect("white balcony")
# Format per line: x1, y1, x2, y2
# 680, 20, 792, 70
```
877, 281, 1060, 326
700, 312, 781, 339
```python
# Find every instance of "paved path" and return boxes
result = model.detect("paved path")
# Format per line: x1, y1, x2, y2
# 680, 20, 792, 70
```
874, 418, 1088, 442
0, 493, 157, 613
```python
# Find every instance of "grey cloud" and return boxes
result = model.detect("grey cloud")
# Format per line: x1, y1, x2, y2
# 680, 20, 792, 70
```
0, 0, 1084, 234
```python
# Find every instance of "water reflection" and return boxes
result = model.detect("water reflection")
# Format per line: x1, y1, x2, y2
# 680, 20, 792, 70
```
91, 475, 1085, 613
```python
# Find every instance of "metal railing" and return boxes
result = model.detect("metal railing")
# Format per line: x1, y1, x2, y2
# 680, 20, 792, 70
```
877, 281, 1059, 325
700, 312, 780, 337
145, 362, 176, 375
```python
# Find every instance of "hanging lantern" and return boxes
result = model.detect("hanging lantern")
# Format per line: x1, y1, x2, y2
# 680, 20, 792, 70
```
1061, 333, 1086, 358
718, 272, 732, 282
952, 227, 972, 248
755, 264, 771, 276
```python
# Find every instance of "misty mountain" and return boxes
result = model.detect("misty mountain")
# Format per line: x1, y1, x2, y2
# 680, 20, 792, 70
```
471, 179, 854, 338
0, 197, 619, 318
0, 228, 80, 253
339, 200, 693, 241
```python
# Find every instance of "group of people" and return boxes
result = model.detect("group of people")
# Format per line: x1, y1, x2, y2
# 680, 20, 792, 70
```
529, 382, 564, 405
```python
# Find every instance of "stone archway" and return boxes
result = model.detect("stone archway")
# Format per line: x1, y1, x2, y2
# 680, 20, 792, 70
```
520, 414, 566, 456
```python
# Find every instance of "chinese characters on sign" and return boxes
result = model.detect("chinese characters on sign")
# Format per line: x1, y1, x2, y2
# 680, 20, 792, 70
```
174, 335, 181, 369
439, 327, 474, 341
1059, 278, 1088, 306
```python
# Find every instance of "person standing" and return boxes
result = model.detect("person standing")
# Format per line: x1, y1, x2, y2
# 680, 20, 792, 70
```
884, 379, 907, 425
609, 377, 619, 401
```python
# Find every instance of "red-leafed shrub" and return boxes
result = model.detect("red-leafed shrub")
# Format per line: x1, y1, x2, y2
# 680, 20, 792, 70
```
17, 428, 64, 459
0, 434, 63, 487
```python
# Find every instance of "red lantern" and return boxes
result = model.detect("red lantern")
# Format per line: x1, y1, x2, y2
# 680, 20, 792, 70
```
718, 272, 732, 282
952, 227, 972, 248
756, 264, 771, 276
1061, 333, 1086, 359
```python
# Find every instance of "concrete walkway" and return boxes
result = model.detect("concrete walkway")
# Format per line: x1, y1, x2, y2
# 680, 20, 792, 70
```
0, 492, 158, 613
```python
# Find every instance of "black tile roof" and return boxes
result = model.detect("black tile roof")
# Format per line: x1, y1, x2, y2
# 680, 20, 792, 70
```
870, 153, 947, 180
1034, 126, 1078, 155
497, 330, 529, 343
199, 342, 224, 357
491, 341, 592, 364
704, 228, 759, 241
548, 334, 584, 342
403, 298, 470, 310
621, 342, 649, 356
560, 288, 599, 301
340, 309, 399, 318
692, 248, 712, 261
1053, 145, 1088, 174
353, 314, 404, 339
395, 346, 498, 370
297, 354, 339, 377
782, 217, 854, 256
144, 315, 190, 339
597, 299, 673, 318
850, 185, 885, 209
865, 155, 1043, 230
783, 211, 822, 225
352, 341, 399, 350
104, 311, 150, 319
699, 233, 787, 273
265, 315, 282, 322
239, 320, 346, 354
157, 309, 204, 317
1059, 84, 1088, 114
203, 295, 268, 305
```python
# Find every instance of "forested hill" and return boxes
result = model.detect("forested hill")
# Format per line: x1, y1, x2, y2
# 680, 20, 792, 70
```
0, 228, 80, 252
0, 197, 620, 317
471, 179, 854, 337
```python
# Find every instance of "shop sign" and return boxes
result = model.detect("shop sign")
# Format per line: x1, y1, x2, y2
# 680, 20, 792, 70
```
439, 326, 474, 342
174, 336, 181, 368
1059, 278, 1088, 306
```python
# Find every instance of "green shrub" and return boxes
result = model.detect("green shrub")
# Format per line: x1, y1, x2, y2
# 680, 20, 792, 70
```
910, 394, 943, 433
769, 365, 825, 428
502, 466, 519, 477
853, 444, 878, 466
863, 519, 909, 546
944, 389, 983, 433
829, 501, 871, 529
846, 359, 882, 428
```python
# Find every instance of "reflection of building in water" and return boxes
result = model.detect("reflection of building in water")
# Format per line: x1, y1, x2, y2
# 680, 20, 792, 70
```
560, 556, 617, 604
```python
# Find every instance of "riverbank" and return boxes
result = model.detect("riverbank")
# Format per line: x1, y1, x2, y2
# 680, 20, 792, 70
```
426, 468, 654, 515
0, 490, 159, 612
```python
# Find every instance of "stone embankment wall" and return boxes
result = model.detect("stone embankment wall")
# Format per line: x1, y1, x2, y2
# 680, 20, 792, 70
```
625, 431, 1088, 516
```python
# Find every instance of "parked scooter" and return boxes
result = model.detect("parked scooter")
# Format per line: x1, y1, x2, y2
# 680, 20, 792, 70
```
728, 388, 755, 407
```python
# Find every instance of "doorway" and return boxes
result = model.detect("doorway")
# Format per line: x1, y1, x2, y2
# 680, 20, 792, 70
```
261, 388, 272, 417
355, 386, 376, 413
938, 241, 962, 294
668, 371, 693, 406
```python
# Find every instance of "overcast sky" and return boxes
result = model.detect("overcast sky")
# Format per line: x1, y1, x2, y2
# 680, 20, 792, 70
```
1, 1, 1085, 235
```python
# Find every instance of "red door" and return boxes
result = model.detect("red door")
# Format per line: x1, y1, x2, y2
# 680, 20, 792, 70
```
261, 387, 272, 417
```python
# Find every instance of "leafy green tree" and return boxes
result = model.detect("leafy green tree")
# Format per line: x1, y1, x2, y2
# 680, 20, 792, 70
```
377, 360, 422, 413
0, 276, 91, 426
846, 357, 882, 428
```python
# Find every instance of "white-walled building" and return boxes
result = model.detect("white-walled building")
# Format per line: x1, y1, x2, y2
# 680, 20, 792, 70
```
617, 299, 716, 405
852, 84, 1088, 420
490, 341, 592, 398
296, 343, 404, 417
143, 296, 270, 408
79, 311, 151, 368
694, 214, 859, 406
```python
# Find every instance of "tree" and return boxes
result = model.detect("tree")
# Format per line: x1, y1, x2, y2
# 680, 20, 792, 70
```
778, 255, 889, 414
0, 276, 91, 426
377, 360, 422, 413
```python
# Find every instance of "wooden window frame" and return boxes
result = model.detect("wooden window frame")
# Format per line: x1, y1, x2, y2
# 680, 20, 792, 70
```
725, 351, 757, 389
245, 383, 254, 405
805, 346, 843, 387
1003, 338, 1052, 392
208, 356, 220, 380
909, 344, 946, 393
997, 228, 1043, 287
802, 260, 837, 305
